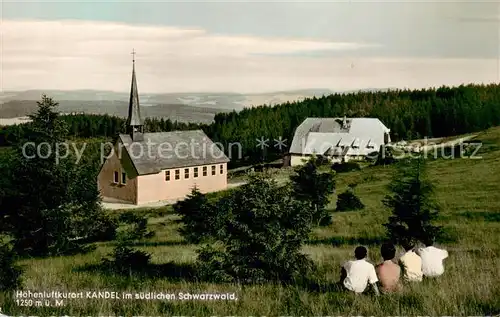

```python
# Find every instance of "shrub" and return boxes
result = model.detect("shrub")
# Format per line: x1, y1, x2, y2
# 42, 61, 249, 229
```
374, 145, 398, 166
117, 211, 154, 241
0, 241, 23, 291
102, 241, 151, 273
312, 155, 331, 166
196, 243, 234, 283
336, 184, 365, 211
101, 212, 153, 274
196, 175, 316, 284
331, 162, 361, 173
71, 206, 118, 243
86, 213, 118, 242
9, 203, 92, 256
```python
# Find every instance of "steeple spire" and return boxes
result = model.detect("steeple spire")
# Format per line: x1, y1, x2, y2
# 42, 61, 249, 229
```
126, 49, 144, 141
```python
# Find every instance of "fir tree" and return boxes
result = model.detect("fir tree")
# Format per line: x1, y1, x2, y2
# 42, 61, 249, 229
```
1, 95, 114, 256
383, 156, 442, 245
197, 175, 315, 284
173, 187, 218, 244
290, 157, 335, 226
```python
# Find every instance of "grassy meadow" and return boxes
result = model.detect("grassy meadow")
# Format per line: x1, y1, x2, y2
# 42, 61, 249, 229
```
2, 127, 500, 316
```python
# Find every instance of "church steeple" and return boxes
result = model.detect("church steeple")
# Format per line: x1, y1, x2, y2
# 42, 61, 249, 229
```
126, 49, 144, 141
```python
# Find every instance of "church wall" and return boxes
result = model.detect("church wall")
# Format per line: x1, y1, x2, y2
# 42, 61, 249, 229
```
98, 143, 138, 204
136, 162, 228, 204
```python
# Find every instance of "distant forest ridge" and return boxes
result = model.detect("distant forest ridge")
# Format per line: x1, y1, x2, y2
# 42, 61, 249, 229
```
0, 100, 221, 123
1, 83, 499, 167
0, 88, 388, 117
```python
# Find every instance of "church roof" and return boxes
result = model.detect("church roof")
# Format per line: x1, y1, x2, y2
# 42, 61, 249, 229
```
126, 61, 143, 127
118, 130, 230, 175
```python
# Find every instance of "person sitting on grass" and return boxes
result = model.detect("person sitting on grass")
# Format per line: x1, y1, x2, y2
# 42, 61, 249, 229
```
339, 246, 380, 295
375, 242, 402, 293
399, 239, 423, 282
417, 236, 448, 278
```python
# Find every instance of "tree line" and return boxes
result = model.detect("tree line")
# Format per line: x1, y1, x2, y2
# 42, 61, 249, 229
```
1, 84, 500, 168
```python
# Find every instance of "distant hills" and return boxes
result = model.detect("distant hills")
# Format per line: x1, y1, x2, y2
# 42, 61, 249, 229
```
0, 100, 221, 124
0, 88, 386, 124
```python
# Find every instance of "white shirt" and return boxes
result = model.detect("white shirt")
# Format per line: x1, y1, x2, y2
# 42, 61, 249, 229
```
418, 246, 448, 277
399, 250, 423, 282
342, 259, 378, 293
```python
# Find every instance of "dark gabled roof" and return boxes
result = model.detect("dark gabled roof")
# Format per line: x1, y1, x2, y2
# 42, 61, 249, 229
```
126, 61, 143, 127
118, 130, 230, 175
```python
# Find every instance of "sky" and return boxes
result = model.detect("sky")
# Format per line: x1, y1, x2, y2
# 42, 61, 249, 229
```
1, 0, 499, 93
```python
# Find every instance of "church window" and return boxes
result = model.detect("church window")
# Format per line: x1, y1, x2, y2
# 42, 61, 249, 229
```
113, 171, 119, 184
175, 169, 180, 180
184, 168, 189, 179
122, 172, 127, 184
165, 171, 170, 181
220, 164, 224, 174
194, 167, 199, 178
203, 166, 207, 176
211, 165, 216, 175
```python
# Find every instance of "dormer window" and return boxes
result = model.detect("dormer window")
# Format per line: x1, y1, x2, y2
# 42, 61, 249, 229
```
352, 138, 360, 149
366, 140, 375, 149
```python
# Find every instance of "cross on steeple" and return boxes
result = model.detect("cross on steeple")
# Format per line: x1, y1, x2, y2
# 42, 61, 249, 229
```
131, 49, 136, 62
127, 49, 144, 141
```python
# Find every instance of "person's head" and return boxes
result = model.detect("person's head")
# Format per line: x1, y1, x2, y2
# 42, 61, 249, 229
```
401, 239, 414, 252
380, 242, 396, 261
354, 246, 367, 260
422, 236, 434, 247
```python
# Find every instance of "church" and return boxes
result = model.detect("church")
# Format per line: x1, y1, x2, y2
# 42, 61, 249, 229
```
97, 54, 230, 205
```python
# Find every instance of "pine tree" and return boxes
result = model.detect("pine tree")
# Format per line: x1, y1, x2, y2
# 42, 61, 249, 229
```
383, 156, 442, 245
1, 95, 114, 256
196, 175, 315, 284
173, 187, 218, 244
290, 156, 335, 226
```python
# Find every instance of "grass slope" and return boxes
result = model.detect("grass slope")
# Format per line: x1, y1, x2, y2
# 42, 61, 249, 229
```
2, 128, 500, 315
